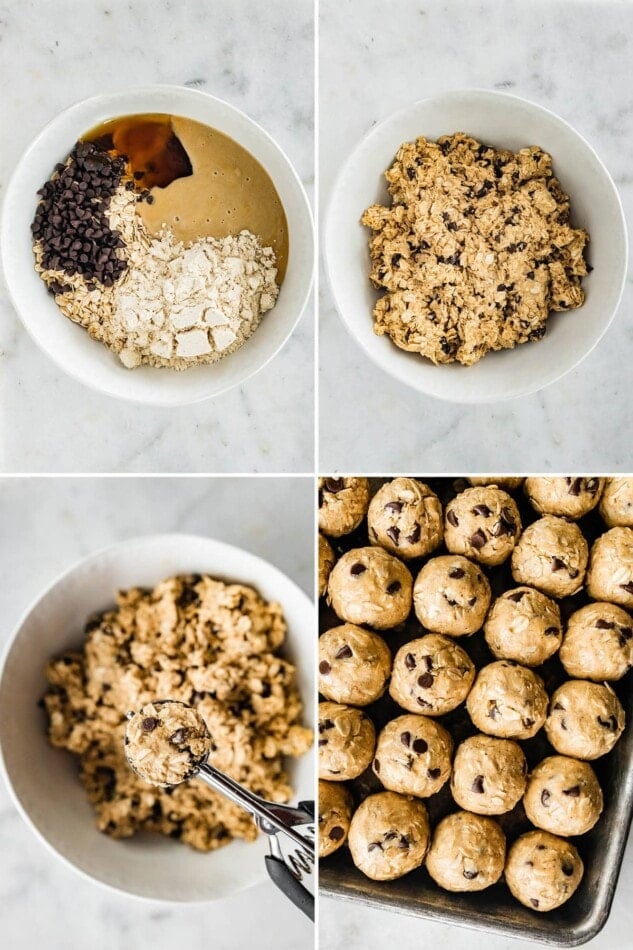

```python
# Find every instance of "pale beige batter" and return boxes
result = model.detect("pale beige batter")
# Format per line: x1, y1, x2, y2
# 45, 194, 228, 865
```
466, 661, 548, 740
389, 634, 475, 716
413, 555, 491, 636
511, 516, 588, 598
505, 830, 584, 912
425, 811, 506, 892
451, 734, 527, 815
523, 755, 603, 837
319, 780, 354, 858
444, 486, 521, 566
545, 680, 625, 760
318, 624, 392, 706
367, 478, 443, 560
373, 714, 453, 798
484, 586, 562, 666
587, 527, 633, 609
125, 700, 210, 786
560, 602, 633, 681
348, 791, 430, 881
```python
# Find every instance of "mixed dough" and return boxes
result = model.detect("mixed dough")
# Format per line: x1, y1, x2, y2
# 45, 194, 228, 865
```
319, 624, 392, 706
425, 811, 506, 892
361, 134, 589, 366
367, 477, 443, 560
444, 486, 521, 566
466, 661, 548, 740
373, 714, 453, 798
347, 791, 430, 881
125, 700, 210, 786
511, 515, 588, 598
328, 546, 413, 629
389, 633, 475, 716
484, 586, 562, 666
413, 554, 491, 636
523, 755, 603, 837
505, 830, 584, 912
451, 734, 527, 815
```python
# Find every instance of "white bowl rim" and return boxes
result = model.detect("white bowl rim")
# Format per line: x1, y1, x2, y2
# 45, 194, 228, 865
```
1, 84, 315, 407
324, 87, 629, 404
0, 531, 315, 904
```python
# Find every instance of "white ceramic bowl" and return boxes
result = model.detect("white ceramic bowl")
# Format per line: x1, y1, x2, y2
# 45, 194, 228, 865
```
325, 89, 627, 403
0, 534, 314, 902
1, 86, 314, 406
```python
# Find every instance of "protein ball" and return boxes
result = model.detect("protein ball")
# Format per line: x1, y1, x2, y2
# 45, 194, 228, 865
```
466, 661, 548, 740
319, 624, 392, 706
367, 477, 443, 560
523, 755, 603, 837
373, 714, 453, 798
545, 680, 625, 760
444, 486, 521, 566
389, 634, 475, 716
318, 477, 370, 537
505, 830, 584, 912
586, 527, 633, 609
318, 701, 376, 780
451, 734, 527, 815
511, 516, 588, 598
484, 586, 562, 666
599, 477, 633, 528
426, 811, 506, 892
319, 780, 353, 858
328, 547, 413, 629
413, 555, 491, 636
559, 602, 633, 682
524, 476, 604, 519
348, 791, 430, 881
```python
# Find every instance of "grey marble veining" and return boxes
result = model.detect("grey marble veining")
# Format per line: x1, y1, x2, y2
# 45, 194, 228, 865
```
319, 0, 633, 473
0, 0, 315, 474
0, 475, 314, 950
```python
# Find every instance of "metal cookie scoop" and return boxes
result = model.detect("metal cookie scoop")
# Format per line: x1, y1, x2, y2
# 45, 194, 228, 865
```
125, 701, 315, 920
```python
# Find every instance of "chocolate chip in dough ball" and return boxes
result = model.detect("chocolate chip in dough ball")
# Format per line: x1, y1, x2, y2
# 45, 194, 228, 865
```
444, 486, 521, 566
367, 478, 443, 560
319, 624, 392, 705
600, 477, 633, 528
587, 527, 633, 609
560, 602, 633, 682
505, 830, 584, 912
484, 586, 562, 666
318, 701, 376, 780
373, 714, 453, 797
466, 661, 548, 740
348, 791, 430, 881
523, 755, 603, 837
319, 534, 336, 597
318, 477, 370, 537
524, 477, 604, 519
389, 634, 475, 716
413, 555, 491, 636
511, 516, 588, 598
545, 680, 625, 760
468, 477, 524, 490
451, 734, 527, 815
426, 811, 506, 892
319, 780, 353, 858
327, 547, 413, 629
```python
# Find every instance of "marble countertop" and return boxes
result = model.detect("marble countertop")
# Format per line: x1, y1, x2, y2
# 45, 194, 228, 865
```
0, 475, 314, 949
319, 0, 633, 473
0, 0, 314, 474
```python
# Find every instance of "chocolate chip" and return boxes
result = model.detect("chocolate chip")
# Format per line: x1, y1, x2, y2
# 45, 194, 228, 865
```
142, 717, 158, 732
551, 556, 566, 572
384, 831, 397, 840
472, 775, 485, 794
391, 253, 402, 267
170, 728, 186, 745
319, 718, 334, 731
405, 653, 416, 670
446, 509, 459, 527
596, 619, 615, 629
386, 580, 401, 594
470, 529, 487, 550
597, 715, 619, 731
523, 718, 535, 730
488, 703, 499, 720
318, 738, 328, 747
350, 563, 366, 575
449, 566, 465, 579
398, 835, 410, 850
620, 582, 633, 595
385, 501, 403, 514
387, 526, 400, 546
499, 507, 517, 532
335, 644, 353, 660
553, 702, 564, 711
324, 478, 344, 493
427, 768, 441, 779
507, 590, 526, 602
472, 504, 491, 517
423, 655, 433, 671
620, 627, 633, 640
367, 841, 382, 852
374, 758, 380, 773
417, 697, 432, 709
412, 738, 428, 754
566, 477, 582, 496
561, 861, 574, 877
530, 898, 540, 908
463, 869, 479, 880
417, 672, 433, 689
541, 789, 551, 807
569, 568, 580, 579
563, 785, 580, 797
407, 523, 421, 544
400, 731, 411, 748
319, 661, 331, 675
329, 826, 345, 841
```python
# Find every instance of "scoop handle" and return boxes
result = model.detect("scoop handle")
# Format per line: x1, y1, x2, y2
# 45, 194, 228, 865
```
264, 854, 315, 921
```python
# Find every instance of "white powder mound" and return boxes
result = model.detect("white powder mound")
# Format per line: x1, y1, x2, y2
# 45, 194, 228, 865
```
35, 187, 280, 370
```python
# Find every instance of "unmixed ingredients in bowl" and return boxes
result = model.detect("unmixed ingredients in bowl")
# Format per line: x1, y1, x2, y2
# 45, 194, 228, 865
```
31, 114, 288, 369
362, 134, 590, 366
41, 573, 312, 851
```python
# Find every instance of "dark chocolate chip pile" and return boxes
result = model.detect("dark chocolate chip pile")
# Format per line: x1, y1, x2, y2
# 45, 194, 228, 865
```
31, 141, 129, 289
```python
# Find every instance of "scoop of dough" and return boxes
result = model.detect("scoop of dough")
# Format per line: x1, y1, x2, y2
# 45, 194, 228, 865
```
560, 602, 633, 681
373, 714, 453, 798
348, 791, 430, 881
524, 476, 604, 519
466, 661, 548, 740
505, 830, 584, 912
367, 477, 443, 560
484, 586, 562, 666
389, 633, 475, 716
451, 734, 527, 815
319, 780, 353, 858
600, 477, 633, 528
587, 527, 633, 609
444, 486, 521, 566
523, 755, 603, 837
545, 680, 625, 760
426, 811, 506, 892
328, 547, 413, 629
125, 700, 210, 787
319, 624, 392, 706
318, 477, 370, 537
413, 554, 491, 636
511, 516, 588, 598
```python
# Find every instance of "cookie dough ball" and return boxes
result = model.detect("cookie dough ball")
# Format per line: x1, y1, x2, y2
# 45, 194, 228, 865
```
511, 516, 588, 598
318, 477, 370, 537
318, 702, 376, 780
328, 547, 413, 629
389, 634, 475, 716
523, 756, 603, 837
319, 534, 336, 597
505, 831, 584, 912
413, 555, 491, 636
466, 661, 548, 740
560, 603, 633, 681
426, 811, 506, 892
525, 477, 604, 519
600, 477, 633, 528
367, 478, 443, 560
319, 624, 392, 705
348, 791, 430, 881
587, 527, 633, 609
125, 701, 210, 787
484, 587, 562, 666
451, 734, 527, 815
319, 780, 353, 858
545, 680, 625, 760
373, 714, 453, 798
468, 477, 524, 490
444, 487, 521, 567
